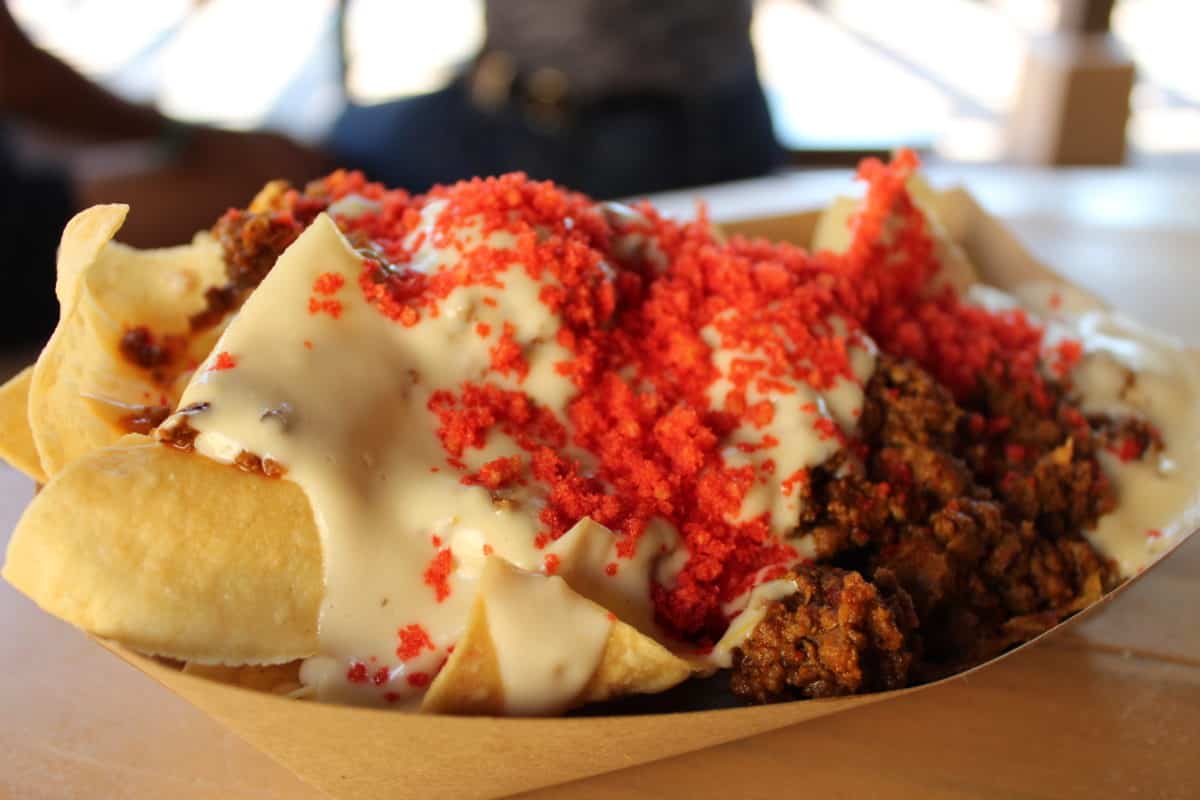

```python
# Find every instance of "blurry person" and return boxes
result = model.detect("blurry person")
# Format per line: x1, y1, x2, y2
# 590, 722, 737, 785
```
331, 0, 783, 199
0, 2, 329, 347
1, 0, 782, 347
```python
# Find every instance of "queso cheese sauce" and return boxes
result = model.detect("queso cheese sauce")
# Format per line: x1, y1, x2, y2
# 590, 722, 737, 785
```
158, 154, 1199, 710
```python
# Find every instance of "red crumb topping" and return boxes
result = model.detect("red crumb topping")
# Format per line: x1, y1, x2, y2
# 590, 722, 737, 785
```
384, 692, 401, 703
483, 544, 494, 556
422, 549, 453, 603
406, 672, 431, 688
1114, 437, 1144, 462
396, 623, 435, 661
307, 270, 347, 318
489, 322, 530, 381
1051, 338, 1084, 377
461, 455, 524, 490
275, 153, 1060, 643
372, 667, 389, 686
308, 297, 344, 319
781, 469, 810, 498
543, 553, 561, 575
210, 351, 238, 371
604, 562, 618, 577
313, 272, 346, 295
1146, 528, 1162, 539
303, 339, 314, 350
346, 662, 369, 684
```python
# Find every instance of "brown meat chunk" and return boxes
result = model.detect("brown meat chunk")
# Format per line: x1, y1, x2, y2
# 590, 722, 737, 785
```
994, 440, 1116, 537
730, 565, 919, 703
797, 355, 976, 559
190, 185, 331, 332
214, 212, 304, 296
785, 355, 1123, 682
798, 454, 911, 559
875, 497, 1117, 665
117, 326, 187, 385
860, 356, 961, 449
861, 355, 979, 509
959, 370, 1119, 537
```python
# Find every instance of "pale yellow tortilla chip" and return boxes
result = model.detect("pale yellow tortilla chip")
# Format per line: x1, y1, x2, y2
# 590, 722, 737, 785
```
29, 206, 227, 476
53, 204, 129, 314
2, 436, 321, 664
809, 195, 860, 256
810, 175, 979, 293
182, 661, 305, 696
419, 601, 505, 715
0, 366, 46, 483
422, 569, 691, 716
249, 179, 291, 213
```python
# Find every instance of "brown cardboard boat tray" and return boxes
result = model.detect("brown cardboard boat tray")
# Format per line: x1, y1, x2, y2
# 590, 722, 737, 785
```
97, 188, 1200, 800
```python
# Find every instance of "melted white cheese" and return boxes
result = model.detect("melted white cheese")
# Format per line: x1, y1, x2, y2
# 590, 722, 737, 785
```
163, 210, 707, 707
704, 577, 799, 670
546, 517, 680, 641
703, 314, 876, 532
167, 214, 581, 704
482, 557, 613, 715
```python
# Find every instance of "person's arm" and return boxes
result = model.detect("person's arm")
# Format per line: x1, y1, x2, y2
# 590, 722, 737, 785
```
0, 3, 167, 140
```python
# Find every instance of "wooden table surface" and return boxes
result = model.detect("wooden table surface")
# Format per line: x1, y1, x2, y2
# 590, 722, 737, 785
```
2, 166, 1199, 800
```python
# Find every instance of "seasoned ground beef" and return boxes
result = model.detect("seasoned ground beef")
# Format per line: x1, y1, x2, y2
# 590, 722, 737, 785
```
1091, 413, 1163, 463
153, 402, 209, 451
117, 326, 186, 385
730, 565, 918, 703
190, 183, 330, 332
117, 404, 171, 435
155, 417, 198, 451
874, 497, 1112, 667
735, 354, 1127, 702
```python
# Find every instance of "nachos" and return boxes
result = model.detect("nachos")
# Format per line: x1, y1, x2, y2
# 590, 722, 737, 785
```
3, 152, 1196, 714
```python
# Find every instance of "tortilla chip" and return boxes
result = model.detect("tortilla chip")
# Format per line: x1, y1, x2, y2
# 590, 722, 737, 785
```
29, 206, 226, 476
53, 204, 129, 314
577, 619, 694, 705
419, 601, 506, 715
0, 366, 46, 482
809, 195, 860, 255
182, 661, 305, 696
85, 236, 226, 335
810, 176, 978, 293
2, 435, 321, 664
249, 180, 291, 213
422, 561, 691, 716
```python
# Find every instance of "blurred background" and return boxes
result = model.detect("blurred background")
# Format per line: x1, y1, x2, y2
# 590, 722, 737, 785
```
1, 0, 1196, 349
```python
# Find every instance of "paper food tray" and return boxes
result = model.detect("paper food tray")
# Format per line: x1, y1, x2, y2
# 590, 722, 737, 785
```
85, 189, 1199, 800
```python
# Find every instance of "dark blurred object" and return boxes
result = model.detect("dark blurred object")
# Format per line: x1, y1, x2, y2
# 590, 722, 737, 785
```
0, 128, 69, 348
0, 2, 330, 348
331, 0, 782, 198
75, 128, 334, 248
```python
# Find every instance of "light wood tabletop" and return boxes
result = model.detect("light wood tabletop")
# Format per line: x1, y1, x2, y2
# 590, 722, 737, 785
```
2, 166, 1198, 799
